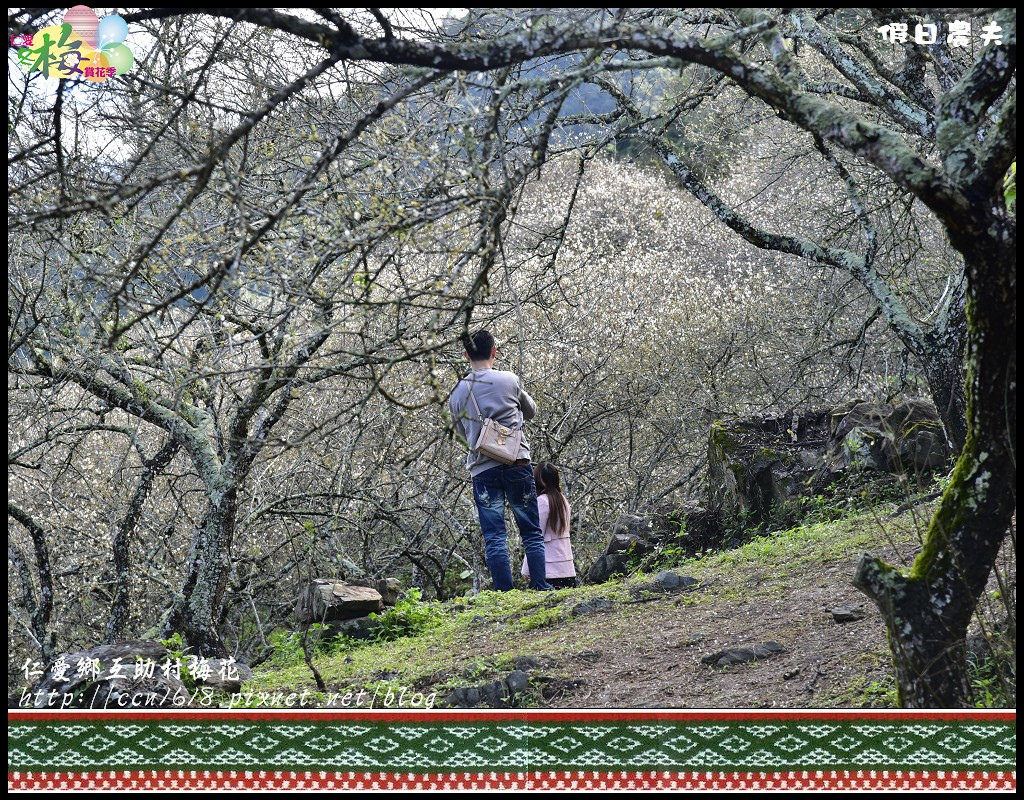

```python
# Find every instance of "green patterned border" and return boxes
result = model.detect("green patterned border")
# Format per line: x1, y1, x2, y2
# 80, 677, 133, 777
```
8, 715, 1016, 774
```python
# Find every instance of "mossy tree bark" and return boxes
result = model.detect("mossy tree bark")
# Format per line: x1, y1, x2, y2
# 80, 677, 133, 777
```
23, 318, 335, 656
104, 438, 181, 644
166, 478, 240, 658
919, 303, 970, 456
854, 223, 1015, 706
8, 503, 57, 662
849, 5, 1016, 704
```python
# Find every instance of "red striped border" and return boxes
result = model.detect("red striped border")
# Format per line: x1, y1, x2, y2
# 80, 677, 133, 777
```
8, 709, 1017, 722
6, 770, 1017, 791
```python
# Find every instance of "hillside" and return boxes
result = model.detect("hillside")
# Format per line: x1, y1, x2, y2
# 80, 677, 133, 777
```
247, 497, 998, 709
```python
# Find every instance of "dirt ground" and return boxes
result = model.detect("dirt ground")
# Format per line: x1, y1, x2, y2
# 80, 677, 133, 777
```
535, 557, 897, 709
438, 503, 1008, 709
248, 501, 1014, 710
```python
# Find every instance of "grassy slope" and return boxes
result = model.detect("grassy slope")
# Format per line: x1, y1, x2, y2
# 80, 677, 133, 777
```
246, 499, 973, 708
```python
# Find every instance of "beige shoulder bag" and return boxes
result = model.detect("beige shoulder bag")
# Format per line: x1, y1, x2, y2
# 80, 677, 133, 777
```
465, 381, 523, 464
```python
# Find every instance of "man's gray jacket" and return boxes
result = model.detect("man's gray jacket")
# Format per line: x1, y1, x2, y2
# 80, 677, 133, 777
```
449, 367, 537, 476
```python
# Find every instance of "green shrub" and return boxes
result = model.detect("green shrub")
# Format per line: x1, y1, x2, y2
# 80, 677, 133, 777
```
858, 676, 899, 708
968, 630, 1016, 708
160, 632, 197, 688
266, 628, 309, 667
369, 588, 443, 643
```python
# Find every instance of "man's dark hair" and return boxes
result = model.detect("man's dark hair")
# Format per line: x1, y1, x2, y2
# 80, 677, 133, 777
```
462, 329, 495, 361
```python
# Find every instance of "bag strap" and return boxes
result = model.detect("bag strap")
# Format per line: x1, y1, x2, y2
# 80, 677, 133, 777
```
465, 380, 484, 421
463, 374, 522, 431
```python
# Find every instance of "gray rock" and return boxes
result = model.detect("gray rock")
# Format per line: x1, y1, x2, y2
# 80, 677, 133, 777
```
604, 531, 653, 557
835, 426, 890, 472
630, 574, 699, 598
514, 655, 543, 671
829, 606, 867, 623
28, 641, 193, 708
446, 673, 530, 709
701, 642, 787, 668
295, 579, 384, 623
652, 571, 700, 591
586, 553, 630, 584
480, 680, 506, 707
602, 512, 663, 560
447, 671, 536, 707
571, 597, 613, 616
896, 423, 948, 472
505, 670, 530, 695
828, 400, 950, 475
329, 615, 381, 640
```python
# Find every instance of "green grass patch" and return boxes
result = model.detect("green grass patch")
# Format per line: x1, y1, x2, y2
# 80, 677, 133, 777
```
247, 501, 936, 704
518, 607, 564, 631
679, 499, 928, 575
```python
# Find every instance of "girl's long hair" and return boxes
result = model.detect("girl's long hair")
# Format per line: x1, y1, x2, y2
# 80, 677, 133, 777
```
534, 462, 569, 537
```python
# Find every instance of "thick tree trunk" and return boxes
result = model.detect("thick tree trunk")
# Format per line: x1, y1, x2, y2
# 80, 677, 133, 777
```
166, 480, 239, 657
853, 555, 971, 705
105, 439, 180, 644
8, 503, 57, 662
920, 296, 969, 454
855, 228, 1015, 707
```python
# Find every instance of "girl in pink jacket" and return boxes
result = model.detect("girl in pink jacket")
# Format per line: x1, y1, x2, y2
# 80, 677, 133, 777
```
522, 463, 577, 589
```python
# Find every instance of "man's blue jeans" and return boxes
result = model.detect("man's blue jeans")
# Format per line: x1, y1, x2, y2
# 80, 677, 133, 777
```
472, 463, 554, 591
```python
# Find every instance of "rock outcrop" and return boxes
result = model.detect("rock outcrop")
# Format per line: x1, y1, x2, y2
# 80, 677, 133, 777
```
587, 398, 951, 584
587, 504, 723, 583
24, 641, 192, 708
709, 409, 832, 523
295, 580, 384, 624
825, 399, 950, 474
708, 399, 951, 524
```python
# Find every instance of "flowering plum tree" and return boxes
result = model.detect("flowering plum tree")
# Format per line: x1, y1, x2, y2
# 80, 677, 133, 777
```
7, 8, 1013, 705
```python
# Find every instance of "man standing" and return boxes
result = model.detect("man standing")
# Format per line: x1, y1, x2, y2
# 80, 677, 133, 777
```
449, 330, 554, 591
